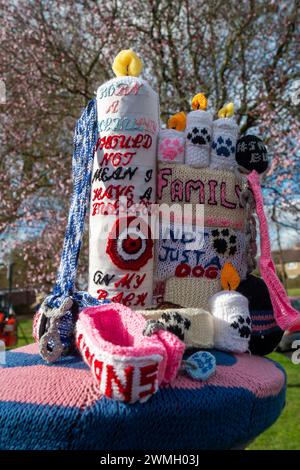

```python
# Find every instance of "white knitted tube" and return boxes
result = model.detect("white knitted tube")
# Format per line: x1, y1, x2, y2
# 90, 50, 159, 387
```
208, 290, 251, 353
210, 118, 239, 170
88, 76, 160, 307
185, 110, 213, 168
158, 129, 185, 164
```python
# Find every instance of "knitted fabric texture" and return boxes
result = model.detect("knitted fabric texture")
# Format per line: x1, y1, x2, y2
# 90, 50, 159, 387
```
139, 307, 214, 348
238, 274, 284, 356
156, 162, 249, 309
157, 163, 247, 229
209, 291, 251, 353
156, 226, 248, 282
0, 343, 286, 450
164, 277, 221, 310
210, 117, 239, 171
158, 129, 185, 163
89, 75, 160, 307
185, 110, 213, 168
247, 171, 299, 330
76, 303, 184, 403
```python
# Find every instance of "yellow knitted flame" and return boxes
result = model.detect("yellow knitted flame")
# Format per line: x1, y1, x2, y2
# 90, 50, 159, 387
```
218, 102, 234, 118
167, 112, 187, 131
112, 50, 143, 77
191, 93, 207, 111
221, 262, 240, 291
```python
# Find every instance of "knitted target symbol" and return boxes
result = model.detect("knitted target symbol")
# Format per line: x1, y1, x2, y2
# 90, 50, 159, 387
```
106, 216, 153, 271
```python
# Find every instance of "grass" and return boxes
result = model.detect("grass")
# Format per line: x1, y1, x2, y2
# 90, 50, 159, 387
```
288, 288, 300, 297
247, 352, 300, 450
16, 317, 34, 348
13, 318, 300, 450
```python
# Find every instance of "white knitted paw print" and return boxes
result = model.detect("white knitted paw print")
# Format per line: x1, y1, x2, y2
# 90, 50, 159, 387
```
159, 137, 184, 161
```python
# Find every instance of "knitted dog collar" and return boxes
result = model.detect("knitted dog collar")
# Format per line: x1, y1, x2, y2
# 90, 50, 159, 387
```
76, 303, 185, 404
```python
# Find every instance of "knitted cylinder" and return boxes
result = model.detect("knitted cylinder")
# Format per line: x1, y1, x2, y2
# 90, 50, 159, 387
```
237, 274, 284, 356
210, 117, 239, 170
185, 110, 212, 167
158, 129, 185, 164
139, 307, 214, 348
89, 76, 160, 307
0, 343, 286, 450
209, 291, 251, 353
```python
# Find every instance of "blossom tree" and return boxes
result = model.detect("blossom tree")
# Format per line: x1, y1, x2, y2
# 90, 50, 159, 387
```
0, 0, 299, 292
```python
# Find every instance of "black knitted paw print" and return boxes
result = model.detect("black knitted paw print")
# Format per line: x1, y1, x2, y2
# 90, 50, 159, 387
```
211, 228, 237, 256
160, 311, 191, 341
212, 136, 235, 158
231, 315, 251, 338
187, 127, 211, 146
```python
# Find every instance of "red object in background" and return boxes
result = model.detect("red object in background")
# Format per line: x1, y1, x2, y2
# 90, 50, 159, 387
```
0, 312, 17, 348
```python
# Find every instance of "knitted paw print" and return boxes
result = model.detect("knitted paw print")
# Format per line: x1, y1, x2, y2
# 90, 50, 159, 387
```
212, 136, 235, 158
211, 228, 237, 256
187, 127, 211, 146
230, 315, 251, 338
159, 137, 184, 161
160, 311, 191, 341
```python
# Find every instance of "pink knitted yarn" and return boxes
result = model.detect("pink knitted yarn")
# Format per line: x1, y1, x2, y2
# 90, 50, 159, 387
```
76, 304, 184, 403
247, 170, 299, 330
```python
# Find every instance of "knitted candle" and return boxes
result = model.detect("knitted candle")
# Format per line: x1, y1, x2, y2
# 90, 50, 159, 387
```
185, 94, 212, 168
89, 52, 160, 307
209, 291, 251, 353
210, 103, 239, 171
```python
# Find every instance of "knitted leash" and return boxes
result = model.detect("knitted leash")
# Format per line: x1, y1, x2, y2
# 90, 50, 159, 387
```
247, 170, 299, 331
39, 99, 105, 362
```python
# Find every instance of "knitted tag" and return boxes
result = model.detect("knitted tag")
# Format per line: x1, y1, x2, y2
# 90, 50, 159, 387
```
185, 110, 212, 168
210, 117, 239, 171
89, 76, 160, 307
184, 351, 216, 381
158, 129, 185, 163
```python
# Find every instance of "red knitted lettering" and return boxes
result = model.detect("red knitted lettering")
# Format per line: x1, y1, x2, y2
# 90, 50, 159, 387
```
93, 359, 104, 384
105, 364, 134, 402
139, 363, 158, 400
97, 289, 108, 300
175, 263, 191, 277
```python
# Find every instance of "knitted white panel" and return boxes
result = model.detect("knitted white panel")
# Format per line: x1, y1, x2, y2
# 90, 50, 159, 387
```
209, 291, 251, 353
88, 76, 160, 307
185, 110, 213, 168
164, 277, 221, 310
139, 307, 215, 348
156, 226, 248, 282
158, 129, 185, 164
210, 117, 239, 170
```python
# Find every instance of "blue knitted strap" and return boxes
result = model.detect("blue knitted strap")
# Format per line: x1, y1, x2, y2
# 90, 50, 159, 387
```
45, 99, 98, 309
